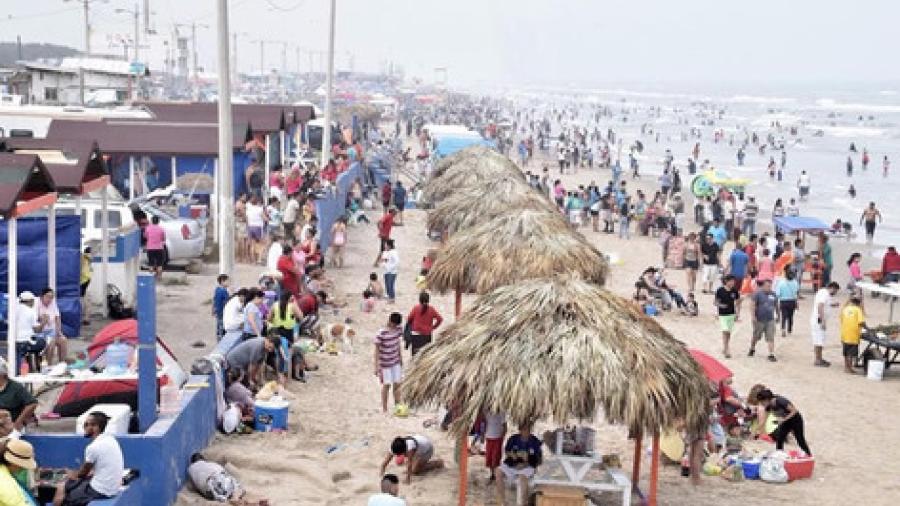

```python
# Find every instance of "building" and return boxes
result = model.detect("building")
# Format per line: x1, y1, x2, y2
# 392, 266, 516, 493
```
10, 57, 142, 106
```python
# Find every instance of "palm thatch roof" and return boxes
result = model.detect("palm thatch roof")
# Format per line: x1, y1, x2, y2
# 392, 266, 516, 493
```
422, 148, 524, 203
427, 177, 555, 235
403, 277, 710, 438
427, 209, 609, 293
431, 145, 504, 180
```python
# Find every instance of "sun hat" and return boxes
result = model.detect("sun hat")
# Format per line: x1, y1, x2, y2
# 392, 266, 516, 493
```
18, 291, 35, 302
4, 439, 37, 470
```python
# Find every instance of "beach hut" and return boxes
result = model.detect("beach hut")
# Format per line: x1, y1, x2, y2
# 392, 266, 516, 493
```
404, 277, 710, 506
427, 177, 554, 236
427, 209, 609, 294
0, 154, 57, 371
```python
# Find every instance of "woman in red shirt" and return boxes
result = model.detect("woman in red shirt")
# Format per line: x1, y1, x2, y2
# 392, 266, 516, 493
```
406, 292, 443, 356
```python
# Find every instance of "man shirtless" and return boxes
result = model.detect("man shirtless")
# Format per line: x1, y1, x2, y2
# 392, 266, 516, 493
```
860, 202, 883, 244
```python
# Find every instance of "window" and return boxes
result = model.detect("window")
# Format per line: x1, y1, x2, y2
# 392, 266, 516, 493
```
115, 90, 128, 103
44, 87, 58, 102
94, 210, 122, 229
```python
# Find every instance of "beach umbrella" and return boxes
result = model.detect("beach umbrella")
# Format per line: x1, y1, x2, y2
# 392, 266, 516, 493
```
430, 144, 509, 180
406, 277, 709, 436
405, 277, 709, 505
422, 149, 524, 203
426, 209, 609, 294
426, 177, 555, 236
688, 348, 732, 383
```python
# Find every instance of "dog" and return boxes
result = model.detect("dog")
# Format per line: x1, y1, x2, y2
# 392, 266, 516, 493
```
323, 322, 356, 354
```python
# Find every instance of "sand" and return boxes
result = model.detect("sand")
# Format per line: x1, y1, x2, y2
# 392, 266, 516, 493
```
164, 145, 900, 506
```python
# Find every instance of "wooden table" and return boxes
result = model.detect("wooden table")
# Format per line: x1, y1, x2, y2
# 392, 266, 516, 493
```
855, 281, 900, 322
533, 455, 631, 506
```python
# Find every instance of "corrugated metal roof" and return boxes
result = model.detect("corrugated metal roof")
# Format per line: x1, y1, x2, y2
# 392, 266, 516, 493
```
0, 153, 56, 217
44, 119, 250, 156
136, 102, 315, 132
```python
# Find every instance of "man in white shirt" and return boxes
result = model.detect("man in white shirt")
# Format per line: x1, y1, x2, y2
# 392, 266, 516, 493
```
380, 240, 400, 303
15, 292, 47, 372
368, 474, 407, 506
810, 282, 840, 367
222, 290, 248, 334
282, 195, 300, 241
53, 412, 124, 505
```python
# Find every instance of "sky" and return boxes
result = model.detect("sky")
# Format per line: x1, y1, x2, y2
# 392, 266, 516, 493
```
3, 0, 900, 90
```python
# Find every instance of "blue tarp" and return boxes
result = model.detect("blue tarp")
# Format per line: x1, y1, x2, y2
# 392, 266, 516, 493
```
315, 162, 363, 251
107, 152, 253, 200
433, 135, 495, 157
773, 216, 829, 234
0, 216, 82, 337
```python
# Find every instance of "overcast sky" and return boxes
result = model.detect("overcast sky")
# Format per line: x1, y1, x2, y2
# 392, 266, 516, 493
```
3, 0, 900, 89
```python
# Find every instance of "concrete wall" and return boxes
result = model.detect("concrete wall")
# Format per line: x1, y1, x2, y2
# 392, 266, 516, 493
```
26, 373, 218, 506
27, 69, 131, 105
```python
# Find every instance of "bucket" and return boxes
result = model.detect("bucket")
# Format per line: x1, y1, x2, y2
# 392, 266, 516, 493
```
254, 399, 289, 432
784, 456, 815, 481
741, 459, 761, 480
867, 359, 885, 381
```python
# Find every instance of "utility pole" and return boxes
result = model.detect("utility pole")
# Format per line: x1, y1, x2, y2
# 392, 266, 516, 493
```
281, 42, 287, 77
215, 0, 235, 277
257, 40, 265, 76
133, 4, 140, 61
321, 0, 337, 168
191, 22, 198, 81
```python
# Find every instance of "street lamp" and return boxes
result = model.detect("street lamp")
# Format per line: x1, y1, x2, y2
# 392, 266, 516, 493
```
113, 5, 140, 61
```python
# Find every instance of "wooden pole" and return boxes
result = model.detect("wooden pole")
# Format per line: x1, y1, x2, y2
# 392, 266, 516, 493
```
455, 285, 467, 505
649, 433, 661, 506
631, 430, 642, 493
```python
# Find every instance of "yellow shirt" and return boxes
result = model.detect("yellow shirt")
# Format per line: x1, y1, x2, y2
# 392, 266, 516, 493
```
0, 465, 29, 506
840, 305, 865, 345
80, 253, 92, 285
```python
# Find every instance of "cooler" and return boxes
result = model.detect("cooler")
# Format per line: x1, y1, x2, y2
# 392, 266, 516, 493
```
254, 399, 289, 432
76, 404, 132, 435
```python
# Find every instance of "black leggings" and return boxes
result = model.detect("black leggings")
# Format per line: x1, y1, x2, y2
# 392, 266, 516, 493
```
779, 300, 797, 333
771, 413, 811, 456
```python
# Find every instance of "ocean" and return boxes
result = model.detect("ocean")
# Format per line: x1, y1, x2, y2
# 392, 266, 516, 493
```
518, 82, 900, 251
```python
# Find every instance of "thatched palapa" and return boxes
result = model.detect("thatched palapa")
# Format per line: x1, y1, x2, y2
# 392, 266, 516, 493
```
422, 148, 524, 203
403, 277, 710, 438
427, 209, 609, 294
426, 177, 555, 235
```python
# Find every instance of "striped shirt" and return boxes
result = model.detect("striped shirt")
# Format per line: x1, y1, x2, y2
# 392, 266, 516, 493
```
374, 327, 403, 369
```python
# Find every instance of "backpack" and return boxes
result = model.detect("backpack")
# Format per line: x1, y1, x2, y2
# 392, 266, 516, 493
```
107, 284, 135, 320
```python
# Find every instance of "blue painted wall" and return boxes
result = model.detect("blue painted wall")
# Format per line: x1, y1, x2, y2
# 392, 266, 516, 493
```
26, 373, 217, 506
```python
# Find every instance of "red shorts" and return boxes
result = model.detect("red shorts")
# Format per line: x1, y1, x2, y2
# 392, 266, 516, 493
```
485, 437, 503, 468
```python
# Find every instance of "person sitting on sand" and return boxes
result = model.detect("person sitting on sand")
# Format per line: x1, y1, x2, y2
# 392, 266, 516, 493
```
367, 474, 406, 506
496, 423, 543, 506
188, 453, 269, 505
380, 435, 444, 485
367, 272, 385, 299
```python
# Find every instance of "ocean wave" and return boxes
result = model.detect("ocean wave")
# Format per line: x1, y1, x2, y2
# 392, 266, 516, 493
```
805, 124, 885, 138
878, 90, 898, 96
816, 98, 900, 114
729, 95, 796, 104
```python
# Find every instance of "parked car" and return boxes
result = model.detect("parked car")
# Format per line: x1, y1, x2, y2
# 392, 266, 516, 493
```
128, 202, 206, 264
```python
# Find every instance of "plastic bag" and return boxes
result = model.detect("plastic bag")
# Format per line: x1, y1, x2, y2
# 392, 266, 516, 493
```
760, 452, 789, 483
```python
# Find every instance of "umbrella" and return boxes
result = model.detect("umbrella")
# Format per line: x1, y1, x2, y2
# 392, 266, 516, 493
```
404, 277, 710, 438
427, 209, 609, 294
427, 177, 556, 236
688, 349, 732, 383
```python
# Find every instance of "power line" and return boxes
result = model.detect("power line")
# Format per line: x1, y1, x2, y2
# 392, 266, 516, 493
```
263, 0, 304, 12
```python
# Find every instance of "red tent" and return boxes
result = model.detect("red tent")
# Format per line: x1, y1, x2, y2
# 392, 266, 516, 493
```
689, 349, 732, 383
53, 320, 185, 417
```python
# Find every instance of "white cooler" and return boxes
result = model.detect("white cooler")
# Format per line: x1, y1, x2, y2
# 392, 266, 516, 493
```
76, 404, 132, 435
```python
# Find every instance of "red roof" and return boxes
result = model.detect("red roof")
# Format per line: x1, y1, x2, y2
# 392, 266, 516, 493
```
136, 102, 315, 133
0, 139, 108, 194
0, 154, 57, 217
45, 119, 252, 157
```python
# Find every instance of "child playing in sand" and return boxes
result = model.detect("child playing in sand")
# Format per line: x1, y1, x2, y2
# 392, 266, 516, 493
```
415, 269, 428, 292
374, 312, 404, 413
683, 292, 699, 316
723, 423, 744, 458
361, 289, 376, 313
368, 272, 385, 299
380, 435, 444, 485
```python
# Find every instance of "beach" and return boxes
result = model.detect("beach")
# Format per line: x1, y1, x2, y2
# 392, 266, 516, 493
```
164, 136, 900, 505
